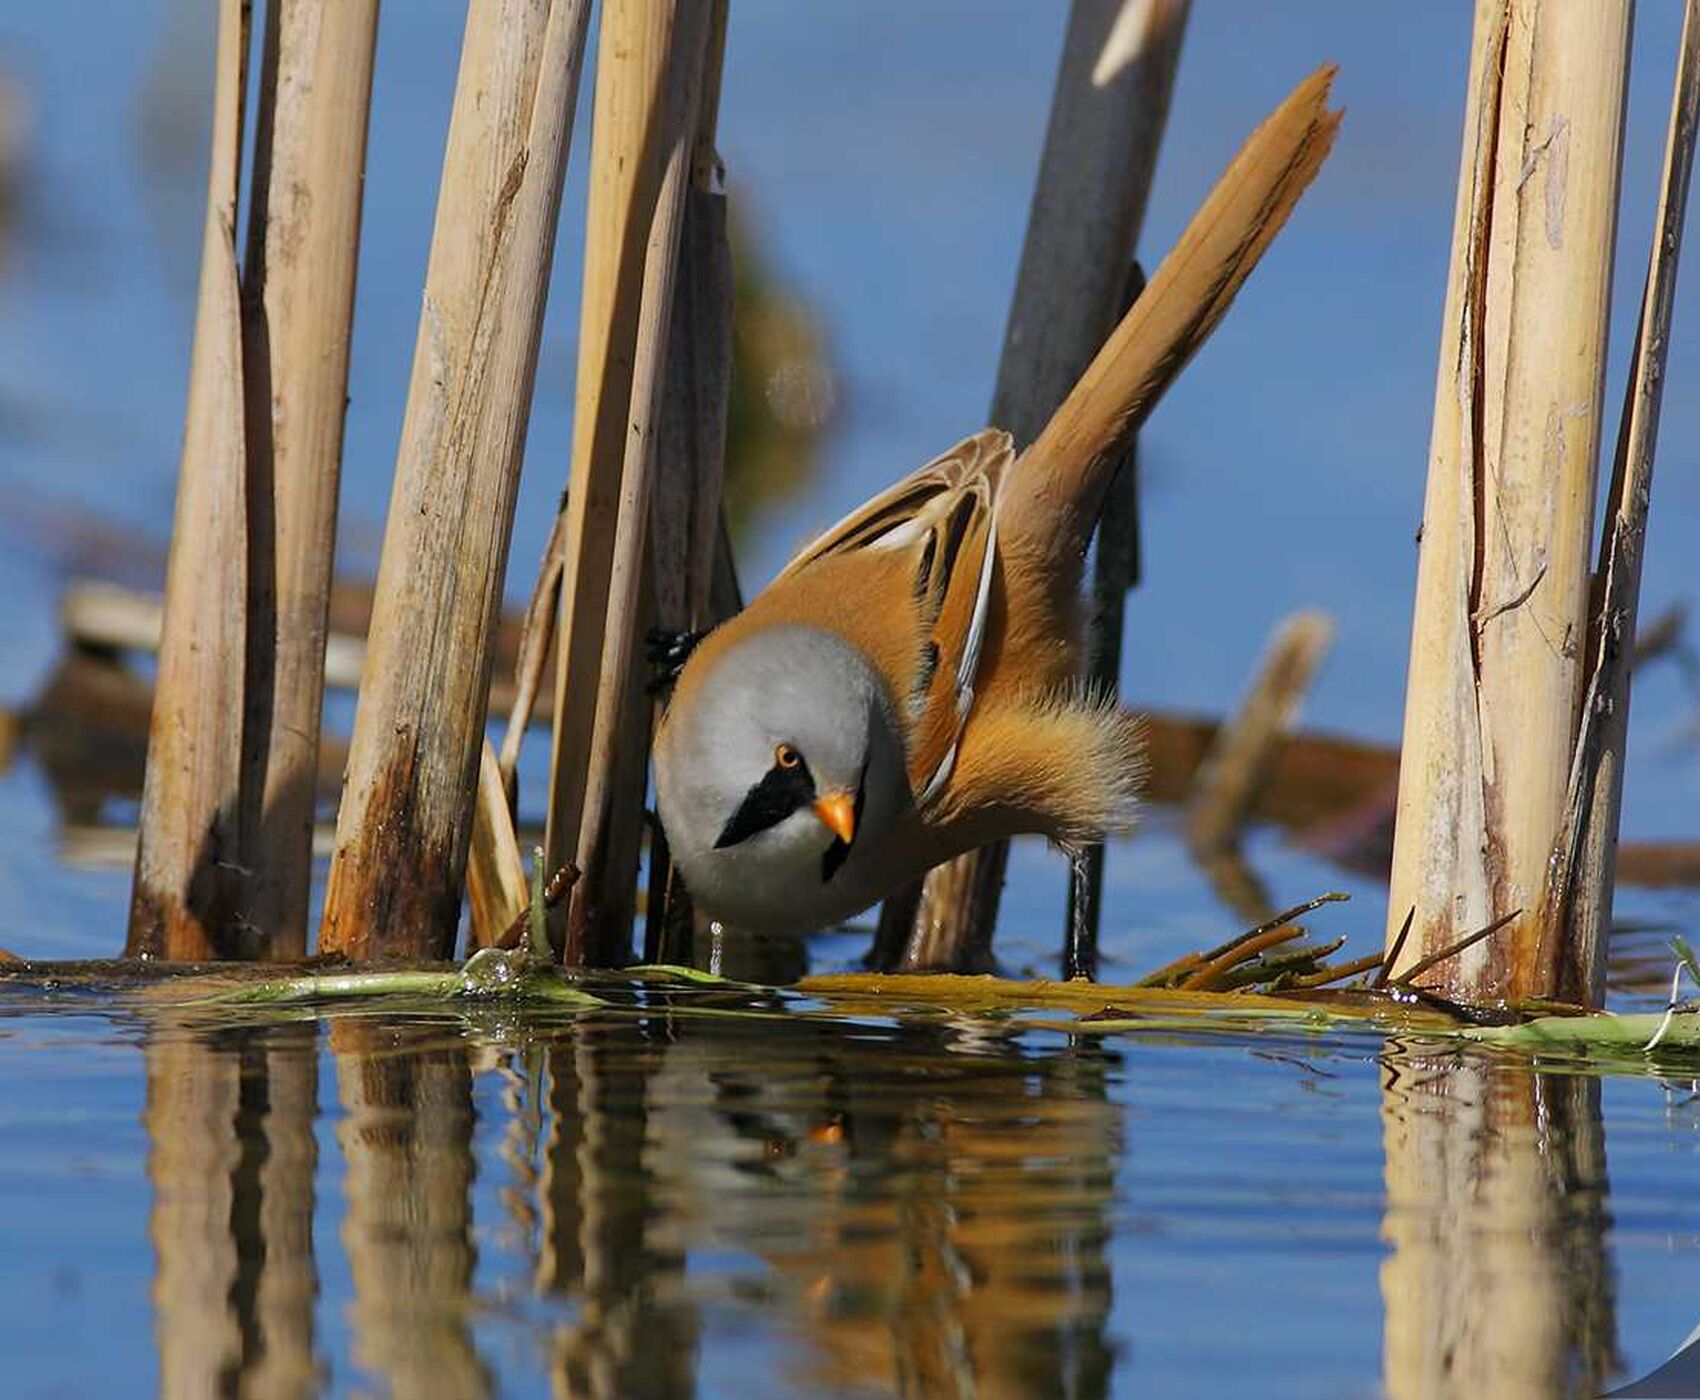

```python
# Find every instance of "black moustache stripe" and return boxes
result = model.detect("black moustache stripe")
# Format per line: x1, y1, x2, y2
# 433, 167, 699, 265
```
714, 758, 816, 849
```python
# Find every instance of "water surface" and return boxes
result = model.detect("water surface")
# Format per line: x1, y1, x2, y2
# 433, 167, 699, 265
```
4, 984, 1700, 1398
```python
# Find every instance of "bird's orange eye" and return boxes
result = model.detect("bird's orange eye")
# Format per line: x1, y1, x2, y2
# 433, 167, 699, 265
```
775, 743, 802, 770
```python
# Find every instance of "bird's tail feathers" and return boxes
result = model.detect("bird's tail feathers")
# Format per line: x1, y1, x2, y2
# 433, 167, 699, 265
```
1003, 64, 1341, 579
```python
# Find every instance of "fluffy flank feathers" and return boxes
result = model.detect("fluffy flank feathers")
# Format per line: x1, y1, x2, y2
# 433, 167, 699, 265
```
934, 686, 1148, 844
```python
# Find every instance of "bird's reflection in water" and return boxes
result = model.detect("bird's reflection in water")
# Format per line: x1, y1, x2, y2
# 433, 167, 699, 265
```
139, 1008, 1121, 1400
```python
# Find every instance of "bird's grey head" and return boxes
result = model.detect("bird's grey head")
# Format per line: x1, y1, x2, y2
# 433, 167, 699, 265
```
655, 624, 902, 900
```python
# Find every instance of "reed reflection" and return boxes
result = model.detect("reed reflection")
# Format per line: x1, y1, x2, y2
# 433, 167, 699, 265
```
542, 1021, 700, 1400
331, 1021, 491, 1400
1379, 1048, 1620, 1400
142, 1007, 1121, 1399
540, 1017, 1119, 1400
143, 1022, 319, 1400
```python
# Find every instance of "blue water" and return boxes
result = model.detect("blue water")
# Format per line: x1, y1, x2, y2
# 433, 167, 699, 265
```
2, 3, 1700, 1396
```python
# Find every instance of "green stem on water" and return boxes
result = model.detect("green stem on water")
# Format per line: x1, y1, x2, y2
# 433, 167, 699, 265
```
529, 845, 550, 960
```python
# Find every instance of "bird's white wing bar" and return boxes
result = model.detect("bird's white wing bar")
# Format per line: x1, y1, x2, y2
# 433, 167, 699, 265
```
775, 429, 1014, 578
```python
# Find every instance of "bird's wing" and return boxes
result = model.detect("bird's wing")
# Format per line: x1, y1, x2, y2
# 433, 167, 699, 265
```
778, 428, 1013, 807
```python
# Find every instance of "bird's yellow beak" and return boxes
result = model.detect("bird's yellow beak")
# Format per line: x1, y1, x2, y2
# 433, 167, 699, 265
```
812, 791, 856, 845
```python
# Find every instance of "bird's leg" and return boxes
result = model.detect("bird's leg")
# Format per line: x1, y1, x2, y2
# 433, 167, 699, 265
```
1063, 844, 1100, 982
645, 625, 708, 694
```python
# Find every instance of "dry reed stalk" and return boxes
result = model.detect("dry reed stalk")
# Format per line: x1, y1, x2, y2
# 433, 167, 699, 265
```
544, 0, 714, 955
640, 15, 735, 961
466, 740, 529, 950
581, 96, 733, 964
319, 0, 594, 961
487, 8, 728, 957
241, 0, 380, 956
1185, 610, 1334, 856
903, 0, 1192, 971
652, 193, 734, 648
128, 0, 252, 961
497, 505, 570, 796
1385, 2, 1632, 999
563, 2, 715, 961
1541, 0, 1700, 1004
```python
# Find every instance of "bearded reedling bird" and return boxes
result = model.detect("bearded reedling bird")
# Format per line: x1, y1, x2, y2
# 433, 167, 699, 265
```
653, 67, 1341, 938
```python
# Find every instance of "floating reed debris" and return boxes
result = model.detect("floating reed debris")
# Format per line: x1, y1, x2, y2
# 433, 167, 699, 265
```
1136, 891, 1350, 990
893, 0, 1192, 974
320, 0, 593, 961
1386, 2, 1632, 1001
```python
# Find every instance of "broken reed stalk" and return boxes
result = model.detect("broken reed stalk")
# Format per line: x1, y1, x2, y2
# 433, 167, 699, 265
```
1185, 609, 1334, 856
564, 2, 715, 963
241, 0, 380, 956
1542, 1, 1700, 1005
470, 503, 571, 949
128, 0, 251, 961
319, 0, 594, 961
545, 0, 719, 963
898, 0, 1192, 972
466, 741, 528, 950
1385, 1, 1632, 1000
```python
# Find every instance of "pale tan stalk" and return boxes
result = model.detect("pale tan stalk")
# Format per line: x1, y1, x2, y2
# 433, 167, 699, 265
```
242, 0, 380, 957
546, 0, 705, 927
128, 0, 252, 960
908, 0, 1191, 967
320, 0, 593, 961
1386, 2, 1631, 998
1186, 610, 1334, 856
1542, 0, 1700, 1003
563, 1, 714, 961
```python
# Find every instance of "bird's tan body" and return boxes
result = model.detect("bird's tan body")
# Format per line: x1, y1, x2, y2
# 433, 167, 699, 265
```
666, 434, 1142, 872
655, 67, 1341, 934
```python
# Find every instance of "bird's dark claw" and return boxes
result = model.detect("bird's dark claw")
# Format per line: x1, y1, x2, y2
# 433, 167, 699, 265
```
646, 626, 708, 694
